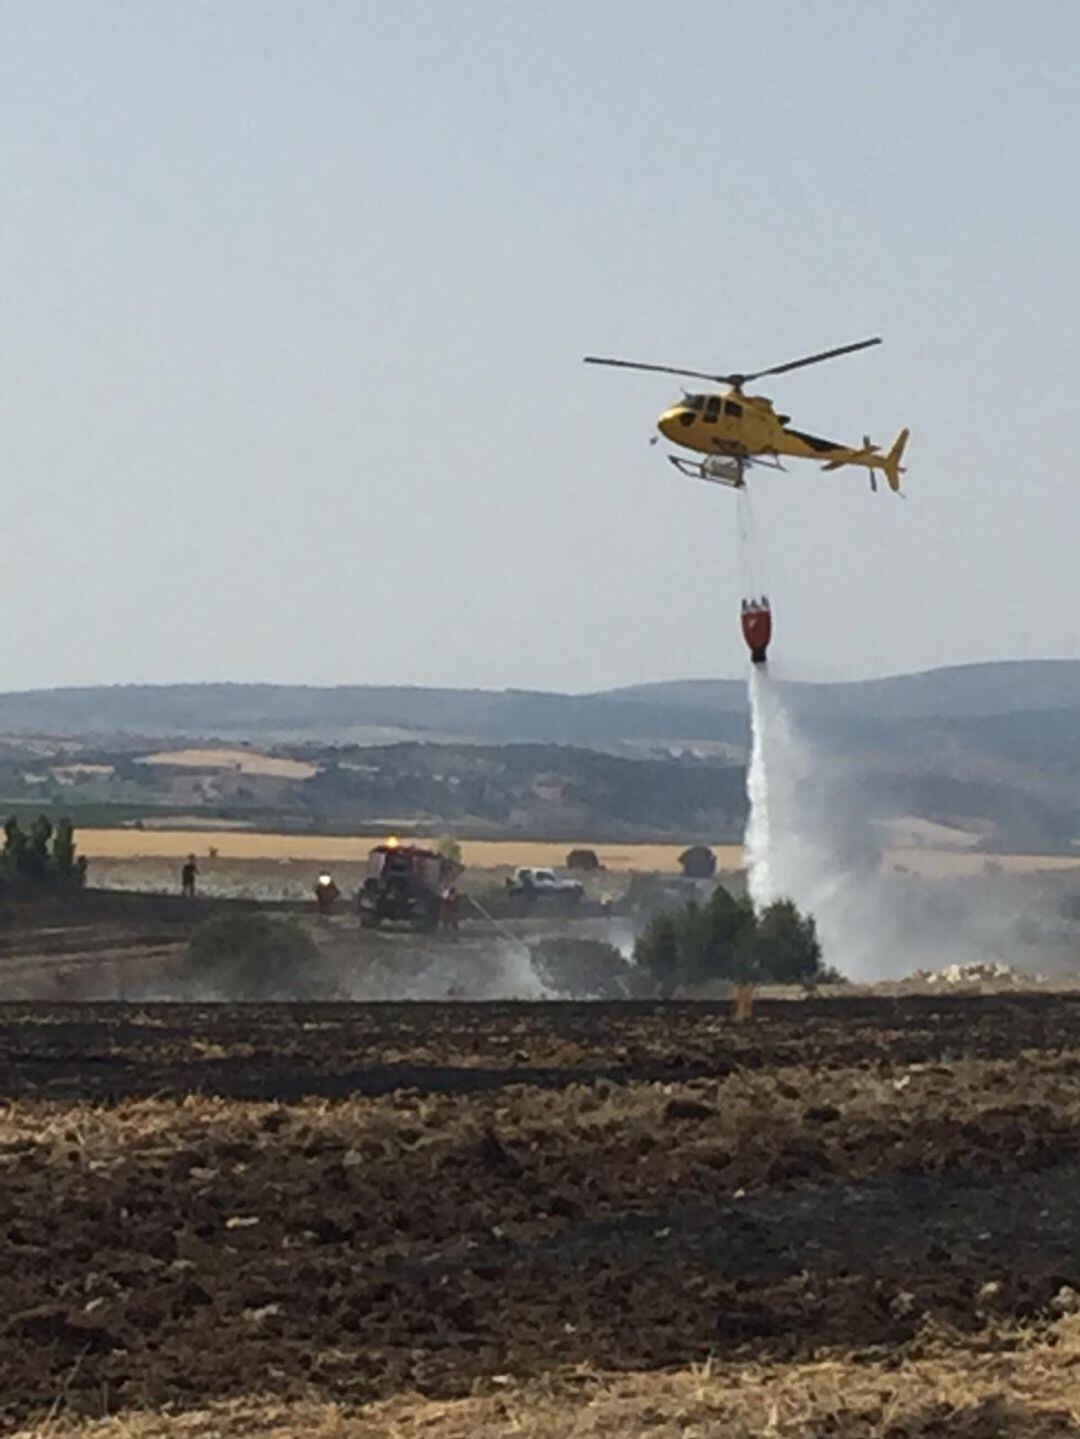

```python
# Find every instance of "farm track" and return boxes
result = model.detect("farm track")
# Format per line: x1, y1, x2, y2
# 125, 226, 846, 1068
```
4, 996, 1080, 1436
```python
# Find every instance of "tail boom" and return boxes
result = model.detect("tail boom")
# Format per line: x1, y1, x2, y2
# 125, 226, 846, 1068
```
815, 426, 910, 491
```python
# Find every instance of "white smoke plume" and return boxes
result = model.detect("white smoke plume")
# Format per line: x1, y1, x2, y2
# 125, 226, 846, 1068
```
743, 666, 1041, 980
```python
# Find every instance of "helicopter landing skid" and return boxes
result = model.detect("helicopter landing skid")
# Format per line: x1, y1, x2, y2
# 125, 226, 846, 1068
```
667, 454, 747, 488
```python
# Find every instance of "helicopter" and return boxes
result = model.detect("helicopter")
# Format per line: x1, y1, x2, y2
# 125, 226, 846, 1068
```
584, 336, 909, 493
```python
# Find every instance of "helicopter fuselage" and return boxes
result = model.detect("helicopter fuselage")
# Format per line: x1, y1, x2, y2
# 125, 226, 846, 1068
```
656, 389, 907, 488
659, 390, 827, 461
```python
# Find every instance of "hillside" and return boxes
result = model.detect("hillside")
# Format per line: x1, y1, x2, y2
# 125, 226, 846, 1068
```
0, 682, 744, 746
608, 661, 1080, 722
0, 664, 1077, 850
2, 661, 1080, 745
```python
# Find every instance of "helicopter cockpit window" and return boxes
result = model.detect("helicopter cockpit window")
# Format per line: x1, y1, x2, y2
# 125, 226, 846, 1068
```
724, 400, 743, 417
678, 395, 704, 426
704, 396, 721, 423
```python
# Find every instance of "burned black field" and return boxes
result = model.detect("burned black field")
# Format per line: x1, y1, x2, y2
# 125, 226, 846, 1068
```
4, 996, 1080, 1436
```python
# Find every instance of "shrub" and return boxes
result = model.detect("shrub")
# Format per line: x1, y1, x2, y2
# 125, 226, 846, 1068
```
635, 912, 680, 997
678, 845, 717, 879
566, 848, 601, 872
183, 912, 339, 1000
529, 937, 646, 999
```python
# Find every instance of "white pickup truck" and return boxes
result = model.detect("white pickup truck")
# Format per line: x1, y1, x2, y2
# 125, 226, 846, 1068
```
506, 867, 584, 903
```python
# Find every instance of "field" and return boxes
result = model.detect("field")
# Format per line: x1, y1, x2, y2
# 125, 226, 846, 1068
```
79, 830, 744, 873
5, 995, 1080, 1436
77, 827, 1080, 893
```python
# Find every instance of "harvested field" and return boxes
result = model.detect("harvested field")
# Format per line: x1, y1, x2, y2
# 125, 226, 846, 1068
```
136, 748, 318, 780
78, 831, 739, 872
76, 827, 1080, 883
4, 996, 1080, 1435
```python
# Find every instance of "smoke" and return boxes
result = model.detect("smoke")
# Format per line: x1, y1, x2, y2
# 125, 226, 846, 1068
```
743, 667, 1048, 980
336, 940, 553, 1001
0, 931, 555, 1004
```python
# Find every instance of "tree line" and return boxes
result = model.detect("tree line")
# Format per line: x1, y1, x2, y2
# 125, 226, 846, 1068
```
0, 816, 87, 892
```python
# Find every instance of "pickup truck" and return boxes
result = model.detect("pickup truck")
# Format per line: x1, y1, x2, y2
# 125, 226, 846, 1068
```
505, 866, 584, 903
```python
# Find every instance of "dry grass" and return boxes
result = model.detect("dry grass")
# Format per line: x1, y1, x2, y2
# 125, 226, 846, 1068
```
17, 1320, 1080, 1437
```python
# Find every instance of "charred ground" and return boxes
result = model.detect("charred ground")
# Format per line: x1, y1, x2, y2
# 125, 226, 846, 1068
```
5, 996, 1080, 1435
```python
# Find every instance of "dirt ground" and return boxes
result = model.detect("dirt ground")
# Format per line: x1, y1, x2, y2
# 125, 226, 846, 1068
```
0, 890, 627, 1002
4, 996, 1080, 1436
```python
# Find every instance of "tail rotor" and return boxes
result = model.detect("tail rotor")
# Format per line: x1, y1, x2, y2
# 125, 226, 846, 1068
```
864, 436, 878, 492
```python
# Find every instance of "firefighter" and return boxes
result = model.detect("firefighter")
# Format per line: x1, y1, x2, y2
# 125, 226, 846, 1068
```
314, 873, 340, 915
181, 854, 198, 898
440, 882, 460, 938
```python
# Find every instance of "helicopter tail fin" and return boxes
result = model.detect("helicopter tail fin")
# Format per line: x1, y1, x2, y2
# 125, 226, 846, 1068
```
881, 428, 910, 492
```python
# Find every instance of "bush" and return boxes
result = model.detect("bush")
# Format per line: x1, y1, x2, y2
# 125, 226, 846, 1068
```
528, 937, 646, 999
678, 845, 717, 879
634, 885, 824, 993
183, 913, 339, 1000
566, 848, 601, 872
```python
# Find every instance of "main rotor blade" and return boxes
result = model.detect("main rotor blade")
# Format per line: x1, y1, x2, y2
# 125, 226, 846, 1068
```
583, 356, 728, 384
585, 336, 882, 388
742, 337, 882, 383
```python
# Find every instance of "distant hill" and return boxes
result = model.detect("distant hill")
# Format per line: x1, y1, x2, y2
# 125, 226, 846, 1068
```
0, 682, 747, 746
1, 662, 1079, 745
608, 661, 1080, 721
0, 663, 1077, 848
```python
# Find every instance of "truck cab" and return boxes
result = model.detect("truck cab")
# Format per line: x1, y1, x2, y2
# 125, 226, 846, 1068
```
506, 866, 584, 904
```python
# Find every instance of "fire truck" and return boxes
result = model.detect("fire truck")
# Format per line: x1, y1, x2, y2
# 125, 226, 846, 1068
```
357, 839, 457, 932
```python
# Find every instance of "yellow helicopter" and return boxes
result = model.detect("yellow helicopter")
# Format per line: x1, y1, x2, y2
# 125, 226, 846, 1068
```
584, 336, 909, 493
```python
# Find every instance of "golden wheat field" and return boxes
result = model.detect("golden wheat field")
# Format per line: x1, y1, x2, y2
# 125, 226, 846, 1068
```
73, 827, 1080, 880
76, 830, 743, 873
74, 828, 1080, 880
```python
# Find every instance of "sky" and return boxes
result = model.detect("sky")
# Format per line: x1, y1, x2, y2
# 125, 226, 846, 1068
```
1, 0, 1079, 693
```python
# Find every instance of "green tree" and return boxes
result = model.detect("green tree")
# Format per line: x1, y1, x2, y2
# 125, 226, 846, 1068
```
752, 898, 822, 984
690, 884, 755, 984
0, 814, 87, 891
636, 911, 680, 996
3, 817, 27, 881
46, 819, 87, 886
634, 885, 826, 993
51, 818, 76, 875
26, 816, 53, 884
436, 835, 463, 865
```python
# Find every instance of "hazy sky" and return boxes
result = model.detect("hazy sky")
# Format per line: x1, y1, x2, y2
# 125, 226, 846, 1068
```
2, 1, 1079, 693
